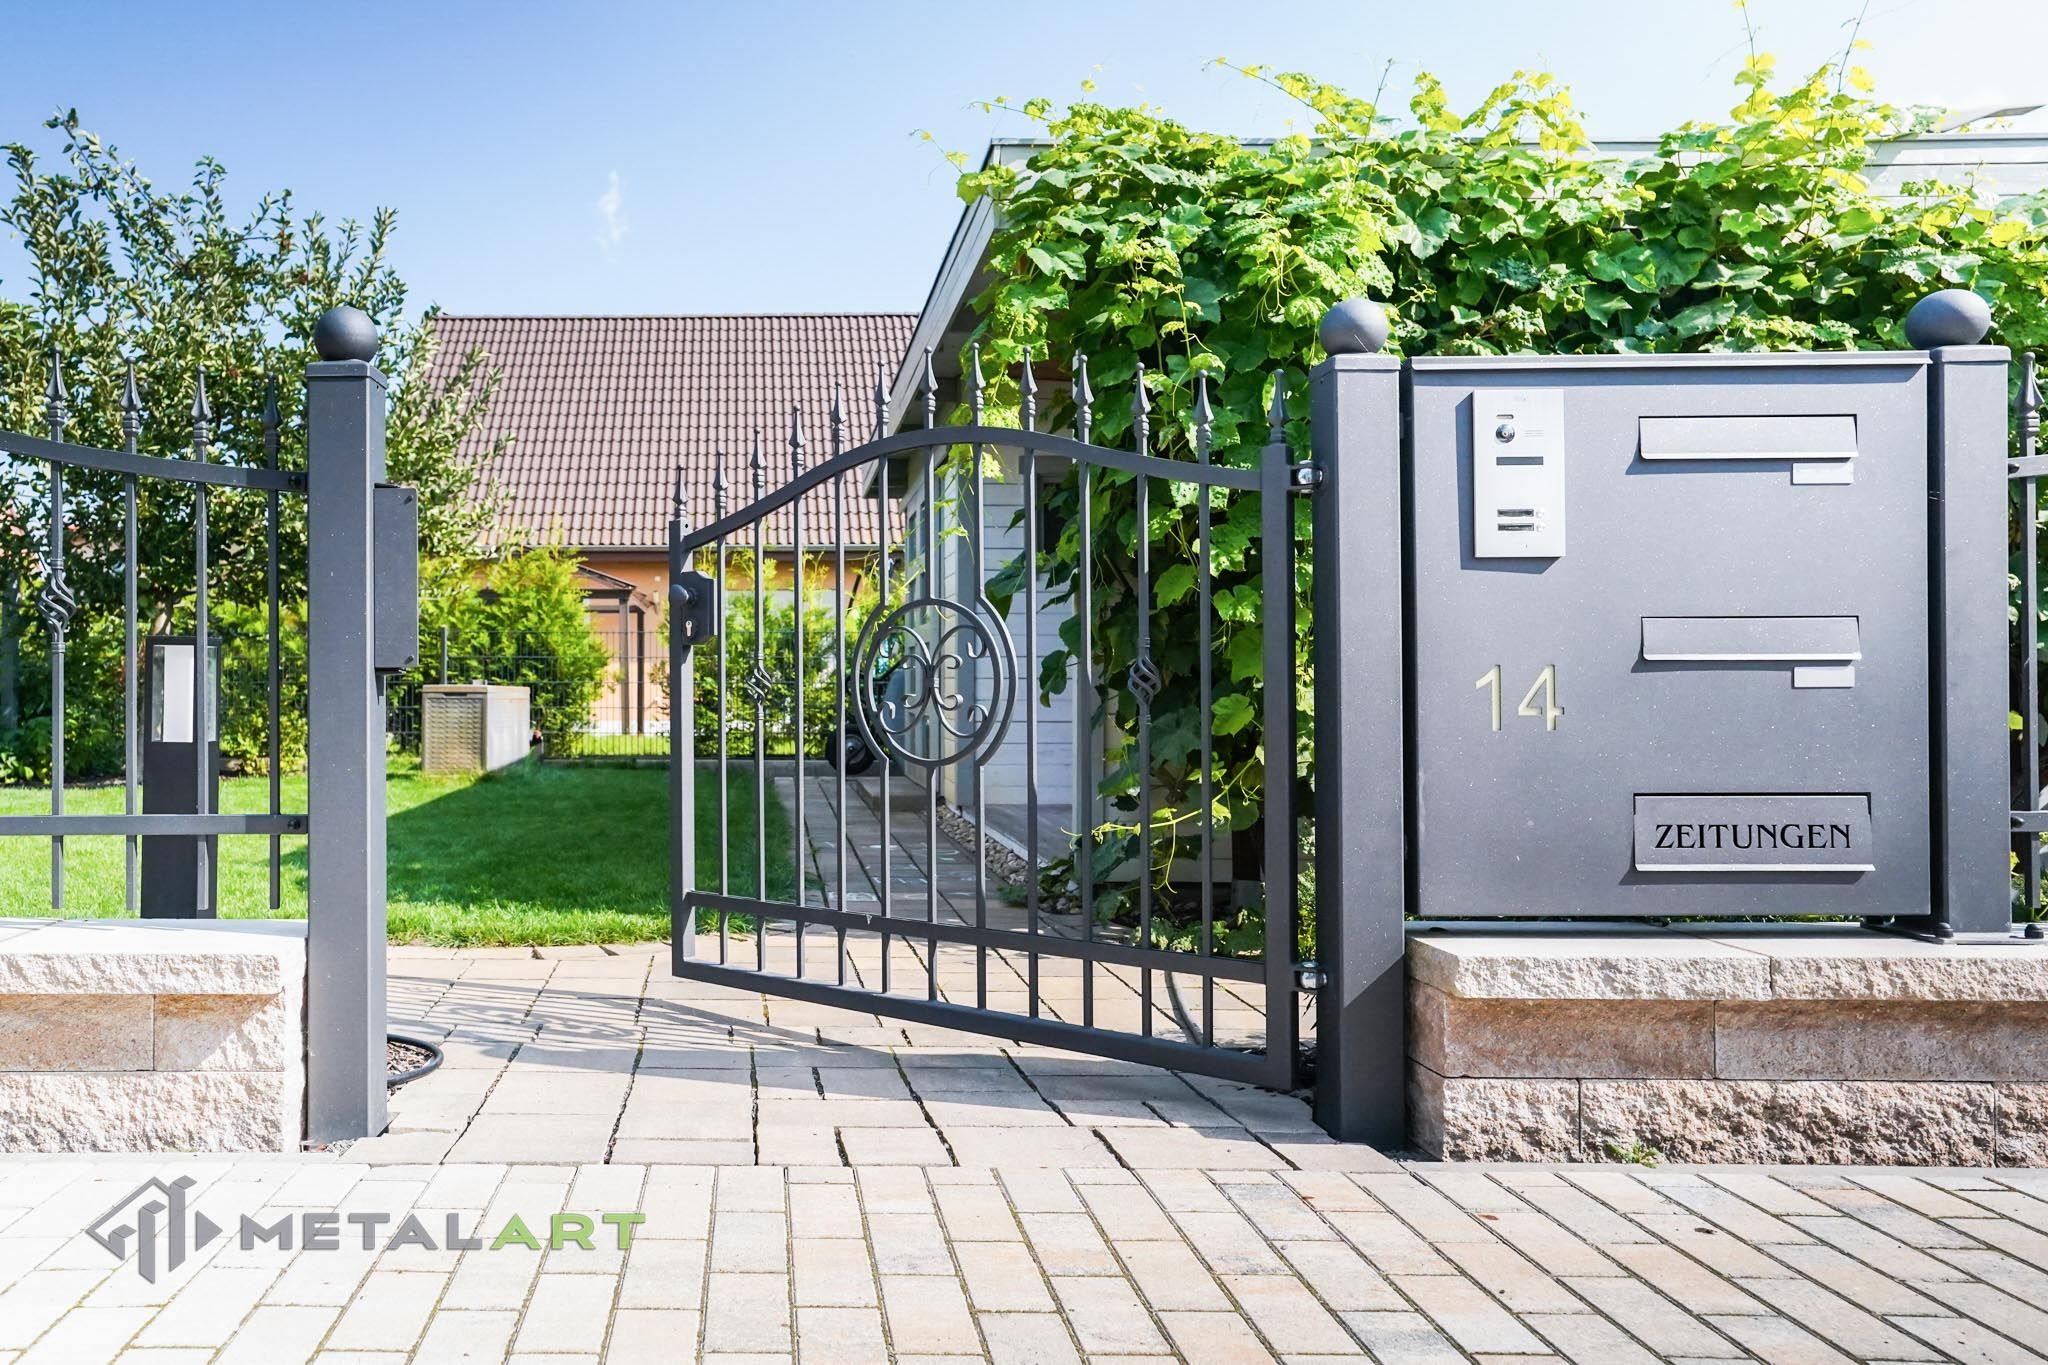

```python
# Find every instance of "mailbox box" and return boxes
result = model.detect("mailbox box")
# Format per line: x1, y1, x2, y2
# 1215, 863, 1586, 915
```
1403, 350, 1998, 924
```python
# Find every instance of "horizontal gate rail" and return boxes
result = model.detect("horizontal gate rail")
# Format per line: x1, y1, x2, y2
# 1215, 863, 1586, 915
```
669, 957, 1281, 1087
688, 890, 1269, 984
0, 428, 306, 491
0, 814, 307, 837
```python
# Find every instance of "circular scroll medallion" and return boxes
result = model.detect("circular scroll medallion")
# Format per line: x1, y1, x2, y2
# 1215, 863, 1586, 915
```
851, 595, 1018, 771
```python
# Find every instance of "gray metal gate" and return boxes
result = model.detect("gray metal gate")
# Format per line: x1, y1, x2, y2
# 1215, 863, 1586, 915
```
668, 351, 1304, 1088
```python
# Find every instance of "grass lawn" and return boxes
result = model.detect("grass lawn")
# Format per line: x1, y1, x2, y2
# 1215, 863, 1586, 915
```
0, 760, 797, 946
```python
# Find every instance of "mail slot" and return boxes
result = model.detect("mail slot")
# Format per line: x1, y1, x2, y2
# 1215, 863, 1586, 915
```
1404, 351, 1938, 920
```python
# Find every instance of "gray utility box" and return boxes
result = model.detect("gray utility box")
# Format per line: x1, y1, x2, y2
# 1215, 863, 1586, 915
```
1404, 349, 2007, 926
421, 685, 532, 774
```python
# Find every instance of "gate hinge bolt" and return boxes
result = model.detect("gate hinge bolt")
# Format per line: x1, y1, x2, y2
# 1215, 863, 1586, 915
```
1294, 960, 1325, 992
1290, 464, 1324, 492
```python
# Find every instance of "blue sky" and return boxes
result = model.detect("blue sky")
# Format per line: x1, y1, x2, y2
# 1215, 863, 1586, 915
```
4, 0, 2045, 320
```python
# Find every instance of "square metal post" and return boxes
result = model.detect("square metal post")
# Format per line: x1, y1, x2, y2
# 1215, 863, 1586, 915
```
1929, 343, 2015, 939
305, 346, 390, 1142
1308, 345, 1407, 1146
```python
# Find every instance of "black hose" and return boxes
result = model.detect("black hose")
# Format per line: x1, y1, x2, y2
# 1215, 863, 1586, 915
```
387, 1033, 444, 1089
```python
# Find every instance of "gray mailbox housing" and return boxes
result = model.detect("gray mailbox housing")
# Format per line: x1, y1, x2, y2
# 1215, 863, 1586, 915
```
1401, 346, 2011, 935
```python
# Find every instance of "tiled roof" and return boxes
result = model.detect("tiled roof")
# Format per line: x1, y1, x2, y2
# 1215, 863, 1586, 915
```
429, 313, 917, 551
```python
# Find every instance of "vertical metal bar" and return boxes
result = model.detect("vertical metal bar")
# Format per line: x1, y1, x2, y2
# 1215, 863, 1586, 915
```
1129, 365, 1155, 1035
41, 354, 69, 912
831, 384, 850, 985
921, 349, 940, 1002
751, 429, 767, 972
2022, 353, 2044, 937
1020, 351, 1041, 1017
790, 405, 807, 979
1193, 373, 1216, 1045
121, 362, 142, 914
1073, 356, 1096, 1029
875, 365, 895, 995
969, 347, 989, 1010
439, 624, 450, 683
670, 466, 699, 966
191, 371, 213, 912
264, 376, 282, 911
715, 451, 731, 964
1258, 375, 1297, 1080
304, 309, 391, 1142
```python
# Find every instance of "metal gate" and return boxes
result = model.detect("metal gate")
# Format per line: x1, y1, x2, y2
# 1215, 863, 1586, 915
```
668, 350, 1304, 1087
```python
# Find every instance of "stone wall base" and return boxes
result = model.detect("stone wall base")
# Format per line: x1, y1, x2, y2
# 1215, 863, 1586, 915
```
0, 919, 304, 1153
1407, 923, 2048, 1166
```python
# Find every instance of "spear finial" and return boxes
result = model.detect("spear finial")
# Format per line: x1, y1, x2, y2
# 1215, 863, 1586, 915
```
2022, 352, 2042, 455
750, 426, 765, 498
1019, 346, 1037, 432
829, 380, 847, 453
1266, 371, 1287, 446
43, 350, 68, 437
191, 368, 212, 462
968, 344, 986, 424
873, 362, 890, 440
920, 346, 938, 429
1072, 352, 1092, 445
789, 403, 806, 477
120, 360, 143, 450
1193, 371, 1214, 463
714, 448, 730, 519
260, 373, 280, 468
1132, 361, 1150, 452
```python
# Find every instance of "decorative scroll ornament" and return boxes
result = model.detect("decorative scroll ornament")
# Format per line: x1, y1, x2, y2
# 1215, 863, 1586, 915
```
851, 595, 1017, 770
35, 565, 75, 633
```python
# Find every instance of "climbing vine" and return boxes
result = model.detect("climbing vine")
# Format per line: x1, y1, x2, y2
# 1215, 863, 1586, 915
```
948, 56, 2048, 952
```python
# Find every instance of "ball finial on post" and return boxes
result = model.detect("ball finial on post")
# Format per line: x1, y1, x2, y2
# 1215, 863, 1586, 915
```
313, 306, 380, 363
1320, 298, 1391, 356
1903, 289, 1992, 350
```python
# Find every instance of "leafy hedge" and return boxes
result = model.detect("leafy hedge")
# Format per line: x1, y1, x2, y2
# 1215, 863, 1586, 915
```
948, 57, 2048, 948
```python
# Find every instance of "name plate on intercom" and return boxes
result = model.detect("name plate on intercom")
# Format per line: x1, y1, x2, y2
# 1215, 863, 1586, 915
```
1634, 795, 1873, 873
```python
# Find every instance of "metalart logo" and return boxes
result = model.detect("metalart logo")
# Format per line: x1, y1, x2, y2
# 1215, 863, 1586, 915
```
86, 1177, 223, 1284
87, 1178, 646, 1281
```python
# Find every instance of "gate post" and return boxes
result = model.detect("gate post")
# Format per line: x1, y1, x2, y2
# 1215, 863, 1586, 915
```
304, 306, 389, 1142
1309, 301, 1406, 1146
1915, 293, 2013, 940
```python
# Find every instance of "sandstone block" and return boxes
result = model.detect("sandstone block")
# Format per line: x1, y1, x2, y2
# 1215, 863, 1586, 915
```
0, 1071, 294, 1152
1716, 1000, 2048, 1083
154, 994, 293, 1071
1410, 983, 1713, 1079
0, 994, 150, 1071
1580, 1078, 1995, 1165
1411, 1069, 1579, 1162
0, 919, 298, 995
1995, 1085, 2048, 1166
1408, 930, 1770, 1002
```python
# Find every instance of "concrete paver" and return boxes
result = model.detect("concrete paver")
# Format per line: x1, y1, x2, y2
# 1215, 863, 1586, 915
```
4, 936, 2048, 1361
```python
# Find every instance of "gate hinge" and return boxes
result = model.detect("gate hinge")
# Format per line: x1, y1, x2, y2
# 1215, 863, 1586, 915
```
670, 570, 719, 649
1290, 464, 1324, 493
1293, 960, 1325, 992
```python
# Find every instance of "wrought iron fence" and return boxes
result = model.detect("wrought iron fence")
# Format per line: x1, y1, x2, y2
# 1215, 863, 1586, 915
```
0, 357, 300, 912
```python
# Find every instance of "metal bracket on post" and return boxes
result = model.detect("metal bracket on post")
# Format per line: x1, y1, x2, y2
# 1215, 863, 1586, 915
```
1308, 298, 1408, 1147
1290, 464, 1325, 493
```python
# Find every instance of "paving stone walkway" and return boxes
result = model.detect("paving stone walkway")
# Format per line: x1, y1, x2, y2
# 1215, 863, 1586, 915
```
5, 943, 2048, 1362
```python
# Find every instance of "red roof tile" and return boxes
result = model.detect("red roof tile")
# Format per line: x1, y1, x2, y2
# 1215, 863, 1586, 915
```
430, 313, 916, 551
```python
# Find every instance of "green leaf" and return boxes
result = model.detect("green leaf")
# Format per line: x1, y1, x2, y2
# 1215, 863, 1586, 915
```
1211, 693, 1255, 735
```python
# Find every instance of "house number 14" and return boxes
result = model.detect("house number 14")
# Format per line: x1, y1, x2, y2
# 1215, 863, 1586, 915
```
1475, 664, 1563, 731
